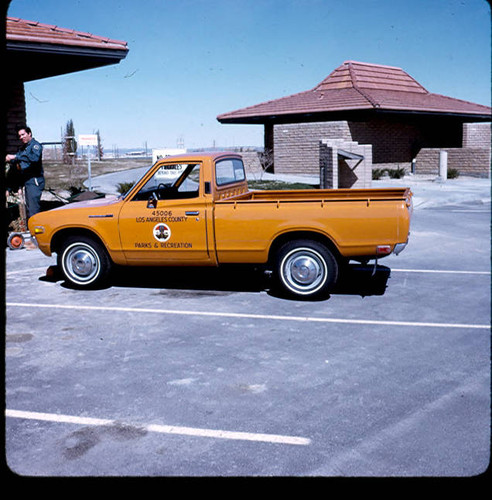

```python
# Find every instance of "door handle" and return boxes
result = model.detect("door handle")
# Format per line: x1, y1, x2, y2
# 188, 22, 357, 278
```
185, 211, 200, 216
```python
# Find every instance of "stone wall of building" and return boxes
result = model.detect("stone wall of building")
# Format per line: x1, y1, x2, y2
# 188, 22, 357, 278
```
272, 119, 490, 178
348, 117, 463, 165
414, 123, 491, 177
463, 122, 491, 148
273, 121, 351, 175
6, 81, 27, 154
320, 139, 372, 188
415, 147, 491, 177
240, 150, 263, 178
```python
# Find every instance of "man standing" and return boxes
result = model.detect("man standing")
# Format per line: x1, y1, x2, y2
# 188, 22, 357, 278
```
6, 125, 45, 219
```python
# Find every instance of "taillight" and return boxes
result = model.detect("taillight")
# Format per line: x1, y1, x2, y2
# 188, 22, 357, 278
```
376, 245, 392, 255
406, 191, 413, 212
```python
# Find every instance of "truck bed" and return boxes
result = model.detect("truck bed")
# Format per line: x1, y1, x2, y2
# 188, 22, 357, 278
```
218, 187, 412, 204
213, 186, 413, 265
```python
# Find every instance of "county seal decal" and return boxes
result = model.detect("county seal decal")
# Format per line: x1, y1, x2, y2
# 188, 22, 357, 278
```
153, 223, 171, 242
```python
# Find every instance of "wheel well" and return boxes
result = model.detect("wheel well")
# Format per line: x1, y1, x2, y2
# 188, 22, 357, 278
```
268, 231, 342, 265
51, 228, 106, 254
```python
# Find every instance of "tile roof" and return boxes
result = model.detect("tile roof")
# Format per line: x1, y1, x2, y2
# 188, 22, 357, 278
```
6, 16, 128, 52
314, 61, 428, 93
218, 61, 491, 123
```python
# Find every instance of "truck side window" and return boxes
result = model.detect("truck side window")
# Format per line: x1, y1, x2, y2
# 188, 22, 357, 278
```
132, 163, 200, 201
216, 158, 245, 186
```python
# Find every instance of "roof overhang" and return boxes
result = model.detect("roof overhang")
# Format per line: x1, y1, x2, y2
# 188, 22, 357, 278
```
6, 17, 129, 82
7, 40, 128, 82
218, 107, 492, 125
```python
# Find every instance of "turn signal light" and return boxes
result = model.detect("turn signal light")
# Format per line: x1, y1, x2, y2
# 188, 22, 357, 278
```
33, 226, 45, 234
376, 245, 392, 255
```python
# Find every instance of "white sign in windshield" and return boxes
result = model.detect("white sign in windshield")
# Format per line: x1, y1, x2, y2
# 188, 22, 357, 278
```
154, 164, 186, 180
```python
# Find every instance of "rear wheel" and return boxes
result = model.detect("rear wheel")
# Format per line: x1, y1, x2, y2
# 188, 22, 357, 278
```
275, 239, 338, 298
58, 235, 111, 288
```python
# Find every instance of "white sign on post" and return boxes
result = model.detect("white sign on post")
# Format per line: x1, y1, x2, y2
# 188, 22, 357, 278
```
78, 134, 99, 190
78, 134, 99, 146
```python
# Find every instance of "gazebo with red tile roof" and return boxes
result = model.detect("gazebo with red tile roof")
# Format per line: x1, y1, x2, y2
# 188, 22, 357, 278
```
217, 61, 491, 177
218, 61, 491, 124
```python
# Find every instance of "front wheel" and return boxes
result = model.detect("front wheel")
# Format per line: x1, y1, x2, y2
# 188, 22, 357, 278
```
58, 235, 112, 288
275, 240, 338, 299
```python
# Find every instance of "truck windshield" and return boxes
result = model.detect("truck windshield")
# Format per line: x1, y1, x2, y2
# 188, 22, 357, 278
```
131, 163, 200, 201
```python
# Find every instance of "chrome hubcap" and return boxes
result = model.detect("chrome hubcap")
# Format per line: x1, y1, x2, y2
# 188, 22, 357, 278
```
63, 243, 100, 283
70, 249, 97, 277
282, 248, 327, 294
290, 256, 320, 285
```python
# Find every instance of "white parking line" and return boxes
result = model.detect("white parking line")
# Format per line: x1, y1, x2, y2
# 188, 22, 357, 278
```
6, 302, 490, 330
391, 268, 490, 275
5, 409, 311, 446
450, 210, 490, 213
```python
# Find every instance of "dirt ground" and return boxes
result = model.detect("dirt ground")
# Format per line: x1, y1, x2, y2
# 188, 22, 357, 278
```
42, 157, 316, 196
43, 157, 150, 192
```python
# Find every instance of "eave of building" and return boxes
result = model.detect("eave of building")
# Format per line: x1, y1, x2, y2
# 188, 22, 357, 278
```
6, 17, 129, 82
219, 107, 492, 125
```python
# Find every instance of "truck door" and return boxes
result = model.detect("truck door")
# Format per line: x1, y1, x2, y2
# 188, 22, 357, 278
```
118, 163, 211, 263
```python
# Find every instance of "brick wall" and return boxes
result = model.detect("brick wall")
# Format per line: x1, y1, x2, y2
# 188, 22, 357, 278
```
272, 118, 490, 178
414, 123, 491, 177
240, 150, 263, 177
348, 119, 419, 164
6, 81, 27, 154
320, 139, 372, 188
348, 117, 463, 164
273, 121, 351, 175
415, 147, 491, 177
463, 122, 491, 148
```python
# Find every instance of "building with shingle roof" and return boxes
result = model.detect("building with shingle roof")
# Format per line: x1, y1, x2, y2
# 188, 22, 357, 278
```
5, 17, 129, 151
218, 61, 491, 179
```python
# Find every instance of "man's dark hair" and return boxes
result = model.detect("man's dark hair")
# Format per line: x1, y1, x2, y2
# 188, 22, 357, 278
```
16, 124, 32, 135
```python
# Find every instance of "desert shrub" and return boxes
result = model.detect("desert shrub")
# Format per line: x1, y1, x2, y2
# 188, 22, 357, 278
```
387, 167, 406, 179
372, 167, 406, 179
447, 168, 460, 179
372, 168, 386, 180
116, 181, 135, 194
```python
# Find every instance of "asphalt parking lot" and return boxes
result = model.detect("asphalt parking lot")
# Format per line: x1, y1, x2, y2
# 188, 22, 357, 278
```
5, 178, 491, 477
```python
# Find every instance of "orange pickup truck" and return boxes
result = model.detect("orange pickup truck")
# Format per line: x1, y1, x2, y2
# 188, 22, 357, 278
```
28, 152, 412, 298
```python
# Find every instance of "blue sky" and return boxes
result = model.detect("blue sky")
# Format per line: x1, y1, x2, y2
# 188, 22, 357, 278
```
7, 0, 492, 151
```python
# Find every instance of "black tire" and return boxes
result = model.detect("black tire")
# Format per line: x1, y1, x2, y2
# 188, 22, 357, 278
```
275, 239, 338, 298
57, 235, 112, 288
